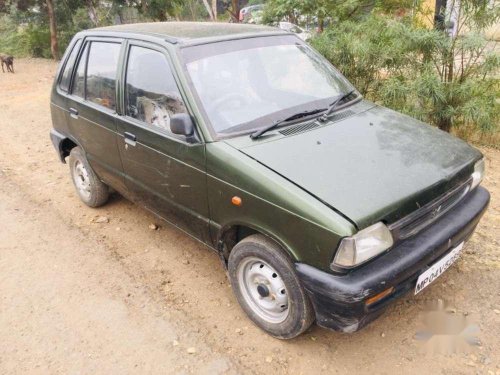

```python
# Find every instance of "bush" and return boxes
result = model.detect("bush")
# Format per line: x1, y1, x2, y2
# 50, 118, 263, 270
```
0, 19, 53, 58
311, 13, 499, 144
24, 24, 53, 58
0, 15, 28, 56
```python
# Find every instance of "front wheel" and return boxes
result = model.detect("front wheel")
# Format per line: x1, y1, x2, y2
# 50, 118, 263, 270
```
228, 234, 314, 339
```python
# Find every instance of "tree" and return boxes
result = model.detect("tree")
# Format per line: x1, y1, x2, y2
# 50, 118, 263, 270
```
129, 0, 182, 21
262, 0, 376, 30
46, 0, 58, 59
262, 0, 415, 30
223, 0, 241, 22
86, 0, 99, 27
311, 1, 499, 138
201, 0, 215, 20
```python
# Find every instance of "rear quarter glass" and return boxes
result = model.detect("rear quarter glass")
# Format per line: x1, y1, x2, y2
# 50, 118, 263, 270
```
59, 39, 82, 92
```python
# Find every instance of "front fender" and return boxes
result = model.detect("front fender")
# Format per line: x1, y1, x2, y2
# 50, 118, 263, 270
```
206, 143, 356, 271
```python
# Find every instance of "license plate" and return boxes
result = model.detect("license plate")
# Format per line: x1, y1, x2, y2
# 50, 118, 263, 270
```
414, 242, 464, 295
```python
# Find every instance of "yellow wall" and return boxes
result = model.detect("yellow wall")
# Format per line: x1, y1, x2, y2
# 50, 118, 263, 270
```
416, 0, 499, 39
418, 0, 436, 28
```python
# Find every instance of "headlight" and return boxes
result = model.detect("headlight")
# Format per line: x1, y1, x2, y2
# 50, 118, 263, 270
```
332, 222, 393, 268
470, 158, 485, 190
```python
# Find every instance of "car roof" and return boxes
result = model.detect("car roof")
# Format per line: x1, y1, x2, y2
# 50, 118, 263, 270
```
91, 21, 284, 45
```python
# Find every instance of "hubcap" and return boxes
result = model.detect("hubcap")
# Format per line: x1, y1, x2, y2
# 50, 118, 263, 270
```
73, 160, 91, 200
237, 257, 289, 324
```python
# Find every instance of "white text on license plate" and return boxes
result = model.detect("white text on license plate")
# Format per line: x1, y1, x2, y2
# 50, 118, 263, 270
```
414, 242, 464, 295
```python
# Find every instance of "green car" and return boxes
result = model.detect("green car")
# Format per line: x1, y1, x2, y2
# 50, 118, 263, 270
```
50, 22, 490, 339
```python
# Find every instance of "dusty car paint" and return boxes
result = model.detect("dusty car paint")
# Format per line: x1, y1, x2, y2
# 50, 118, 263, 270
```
50, 23, 484, 271
230, 102, 481, 229
205, 141, 355, 269
50, 22, 490, 333
50, 24, 359, 272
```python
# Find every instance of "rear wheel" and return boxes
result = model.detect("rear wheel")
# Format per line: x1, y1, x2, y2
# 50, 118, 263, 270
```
228, 234, 314, 339
68, 147, 109, 207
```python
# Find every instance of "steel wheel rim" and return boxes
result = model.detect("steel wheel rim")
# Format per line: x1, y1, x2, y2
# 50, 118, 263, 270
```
73, 160, 91, 200
237, 257, 289, 324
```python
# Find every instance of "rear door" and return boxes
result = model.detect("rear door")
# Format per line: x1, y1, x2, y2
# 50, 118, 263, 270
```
116, 41, 210, 243
66, 37, 126, 193
51, 38, 83, 138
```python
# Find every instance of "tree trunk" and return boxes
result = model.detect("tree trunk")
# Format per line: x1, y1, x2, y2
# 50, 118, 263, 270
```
202, 0, 215, 20
437, 117, 452, 132
188, 0, 196, 20
318, 16, 324, 33
46, 0, 58, 60
86, 0, 99, 27
231, 0, 239, 22
212, 0, 217, 20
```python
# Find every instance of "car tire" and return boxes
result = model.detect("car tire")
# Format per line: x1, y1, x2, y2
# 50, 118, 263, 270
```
228, 234, 315, 339
68, 147, 109, 207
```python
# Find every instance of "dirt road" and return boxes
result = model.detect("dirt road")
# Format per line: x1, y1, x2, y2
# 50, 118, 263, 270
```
0, 59, 499, 374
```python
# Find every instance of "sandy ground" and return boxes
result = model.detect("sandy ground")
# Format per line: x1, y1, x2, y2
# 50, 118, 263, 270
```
0, 59, 498, 375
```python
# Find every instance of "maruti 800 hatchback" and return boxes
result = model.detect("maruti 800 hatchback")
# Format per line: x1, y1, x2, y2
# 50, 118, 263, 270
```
50, 22, 490, 339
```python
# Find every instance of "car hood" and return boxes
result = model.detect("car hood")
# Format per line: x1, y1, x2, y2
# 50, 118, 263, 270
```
225, 103, 481, 229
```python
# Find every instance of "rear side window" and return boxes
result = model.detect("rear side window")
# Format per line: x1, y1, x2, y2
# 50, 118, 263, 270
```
59, 39, 82, 92
72, 42, 89, 99
86, 42, 121, 110
125, 46, 187, 133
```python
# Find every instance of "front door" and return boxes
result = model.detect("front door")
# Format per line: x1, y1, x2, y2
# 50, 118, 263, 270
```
116, 42, 210, 243
66, 38, 126, 193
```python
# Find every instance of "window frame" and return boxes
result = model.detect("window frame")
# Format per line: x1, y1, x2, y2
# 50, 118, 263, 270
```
57, 38, 82, 93
68, 36, 124, 115
69, 40, 89, 100
84, 39, 123, 112
120, 39, 199, 144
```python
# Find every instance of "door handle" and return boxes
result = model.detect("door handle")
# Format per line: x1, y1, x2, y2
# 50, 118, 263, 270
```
69, 107, 78, 119
124, 132, 137, 147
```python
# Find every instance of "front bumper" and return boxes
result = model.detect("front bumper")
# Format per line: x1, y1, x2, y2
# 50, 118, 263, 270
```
296, 186, 490, 333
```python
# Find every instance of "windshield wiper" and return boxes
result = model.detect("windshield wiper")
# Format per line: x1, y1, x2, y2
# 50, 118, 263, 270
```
318, 89, 356, 123
250, 108, 325, 139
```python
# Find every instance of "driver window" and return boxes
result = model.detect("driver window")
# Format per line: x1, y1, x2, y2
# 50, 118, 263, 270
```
125, 46, 187, 133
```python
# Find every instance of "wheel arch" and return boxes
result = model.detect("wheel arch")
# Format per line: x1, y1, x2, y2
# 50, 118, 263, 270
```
60, 138, 78, 161
50, 129, 80, 163
216, 222, 299, 268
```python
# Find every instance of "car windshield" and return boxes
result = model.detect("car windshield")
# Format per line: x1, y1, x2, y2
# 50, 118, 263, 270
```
182, 36, 354, 136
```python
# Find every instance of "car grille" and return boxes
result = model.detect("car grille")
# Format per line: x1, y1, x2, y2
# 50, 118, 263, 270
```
388, 178, 472, 241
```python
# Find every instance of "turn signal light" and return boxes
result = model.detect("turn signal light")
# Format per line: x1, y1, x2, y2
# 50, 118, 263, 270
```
365, 287, 394, 306
231, 196, 242, 206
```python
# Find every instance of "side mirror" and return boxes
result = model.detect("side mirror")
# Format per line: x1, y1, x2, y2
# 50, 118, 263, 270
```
170, 113, 195, 138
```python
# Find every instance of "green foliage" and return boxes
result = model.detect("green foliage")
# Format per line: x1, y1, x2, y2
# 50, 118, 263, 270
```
23, 24, 52, 58
261, 0, 414, 27
311, 7, 499, 141
125, 0, 184, 21
174, 0, 209, 21
0, 14, 52, 58
1, 0, 497, 143
0, 14, 25, 56
0, 0, 208, 59
247, 0, 265, 6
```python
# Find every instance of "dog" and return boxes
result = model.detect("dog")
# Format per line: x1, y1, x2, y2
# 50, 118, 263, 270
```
136, 94, 187, 131
0, 53, 14, 73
